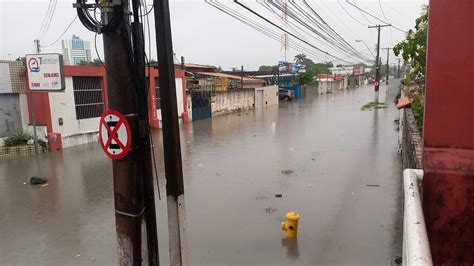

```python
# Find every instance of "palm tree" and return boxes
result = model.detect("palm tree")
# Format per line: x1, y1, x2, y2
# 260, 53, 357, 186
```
294, 53, 307, 63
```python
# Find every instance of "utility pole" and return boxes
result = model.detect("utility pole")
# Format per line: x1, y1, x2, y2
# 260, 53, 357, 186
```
382, 47, 391, 85
102, 2, 146, 264
397, 58, 401, 78
368, 24, 390, 104
74, 1, 160, 264
154, 0, 187, 265
34, 39, 41, 53
241, 65, 244, 89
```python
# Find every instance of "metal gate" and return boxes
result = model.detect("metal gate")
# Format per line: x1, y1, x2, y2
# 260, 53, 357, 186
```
191, 91, 212, 121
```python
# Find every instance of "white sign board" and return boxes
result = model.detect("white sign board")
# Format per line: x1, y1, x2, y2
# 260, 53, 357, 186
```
0, 63, 13, 94
26, 53, 65, 91
330, 66, 354, 75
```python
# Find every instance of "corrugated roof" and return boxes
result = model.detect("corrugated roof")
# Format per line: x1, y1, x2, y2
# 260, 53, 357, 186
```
196, 72, 264, 82
184, 63, 216, 69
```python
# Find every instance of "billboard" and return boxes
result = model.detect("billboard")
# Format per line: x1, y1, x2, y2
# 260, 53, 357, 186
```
0, 63, 12, 94
26, 53, 65, 91
278, 61, 305, 74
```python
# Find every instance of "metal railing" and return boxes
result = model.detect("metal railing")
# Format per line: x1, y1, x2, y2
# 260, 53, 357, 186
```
402, 169, 433, 266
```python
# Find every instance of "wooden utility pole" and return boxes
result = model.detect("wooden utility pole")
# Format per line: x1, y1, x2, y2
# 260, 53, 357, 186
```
382, 47, 391, 85
102, 2, 149, 265
397, 58, 401, 78
368, 24, 390, 104
154, 0, 187, 265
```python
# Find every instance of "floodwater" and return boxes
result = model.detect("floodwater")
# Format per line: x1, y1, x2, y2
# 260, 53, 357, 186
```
0, 81, 403, 265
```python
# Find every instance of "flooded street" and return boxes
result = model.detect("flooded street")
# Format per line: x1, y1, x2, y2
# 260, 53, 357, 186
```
0, 82, 402, 265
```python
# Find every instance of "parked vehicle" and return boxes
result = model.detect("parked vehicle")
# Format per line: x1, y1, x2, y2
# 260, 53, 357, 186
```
279, 89, 295, 101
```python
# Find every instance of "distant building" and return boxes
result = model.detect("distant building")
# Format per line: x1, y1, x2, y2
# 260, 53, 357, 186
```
61, 35, 91, 65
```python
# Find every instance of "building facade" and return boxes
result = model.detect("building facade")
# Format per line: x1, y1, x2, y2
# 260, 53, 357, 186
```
61, 35, 92, 65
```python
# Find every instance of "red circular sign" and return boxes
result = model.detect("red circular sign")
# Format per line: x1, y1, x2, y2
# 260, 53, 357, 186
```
99, 109, 132, 160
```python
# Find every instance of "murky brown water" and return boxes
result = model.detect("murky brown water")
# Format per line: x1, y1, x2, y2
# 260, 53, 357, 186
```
0, 82, 402, 265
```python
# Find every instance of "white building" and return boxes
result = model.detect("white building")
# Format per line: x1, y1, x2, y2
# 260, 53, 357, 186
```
61, 35, 92, 65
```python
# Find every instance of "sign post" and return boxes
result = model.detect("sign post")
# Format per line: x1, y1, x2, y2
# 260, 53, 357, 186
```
25, 53, 65, 153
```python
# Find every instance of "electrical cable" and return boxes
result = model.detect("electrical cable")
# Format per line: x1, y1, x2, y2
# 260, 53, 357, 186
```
273, 1, 372, 62
345, 0, 406, 32
233, 0, 355, 64
39, 0, 58, 41
42, 16, 78, 48
336, 0, 366, 26
37, 0, 55, 40
208, 1, 335, 63
378, 0, 389, 22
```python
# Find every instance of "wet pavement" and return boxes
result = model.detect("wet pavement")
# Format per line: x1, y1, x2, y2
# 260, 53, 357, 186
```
0, 81, 402, 265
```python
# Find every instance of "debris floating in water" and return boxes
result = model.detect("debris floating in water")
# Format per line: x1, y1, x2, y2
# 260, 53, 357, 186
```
281, 170, 294, 175
30, 176, 47, 185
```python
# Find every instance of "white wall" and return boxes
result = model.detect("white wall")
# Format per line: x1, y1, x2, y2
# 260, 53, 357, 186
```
48, 77, 100, 148
212, 89, 255, 116
255, 85, 279, 108
157, 77, 185, 121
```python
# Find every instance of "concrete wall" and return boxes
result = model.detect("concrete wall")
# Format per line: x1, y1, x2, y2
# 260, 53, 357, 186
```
156, 77, 184, 120
400, 107, 423, 169
49, 77, 101, 148
317, 80, 344, 94
212, 89, 255, 116
254, 85, 278, 108
0, 94, 22, 138
186, 92, 192, 121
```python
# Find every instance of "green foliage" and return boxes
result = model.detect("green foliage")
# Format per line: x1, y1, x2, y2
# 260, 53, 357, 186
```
393, 6, 428, 82
361, 102, 387, 111
3, 130, 33, 147
78, 59, 103, 66
294, 53, 307, 63
297, 61, 332, 85
258, 65, 275, 72
406, 85, 425, 130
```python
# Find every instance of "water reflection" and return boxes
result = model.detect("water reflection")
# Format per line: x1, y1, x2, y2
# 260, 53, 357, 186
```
281, 238, 300, 259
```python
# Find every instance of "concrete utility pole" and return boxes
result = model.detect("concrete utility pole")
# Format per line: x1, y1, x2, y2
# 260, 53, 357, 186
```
368, 24, 390, 104
153, 0, 188, 265
397, 58, 401, 78
103, 2, 158, 264
241, 65, 244, 89
382, 47, 391, 85
34, 39, 41, 53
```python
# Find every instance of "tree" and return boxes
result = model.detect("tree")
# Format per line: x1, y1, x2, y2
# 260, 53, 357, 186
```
258, 65, 275, 72
393, 6, 428, 83
78, 59, 103, 66
294, 53, 307, 63
297, 62, 332, 85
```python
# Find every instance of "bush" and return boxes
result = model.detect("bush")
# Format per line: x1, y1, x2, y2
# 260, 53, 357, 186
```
3, 130, 33, 146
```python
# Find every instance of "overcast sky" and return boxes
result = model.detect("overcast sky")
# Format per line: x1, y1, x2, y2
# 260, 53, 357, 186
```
0, 0, 427, 70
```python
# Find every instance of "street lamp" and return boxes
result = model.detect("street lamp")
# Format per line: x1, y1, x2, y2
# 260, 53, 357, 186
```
355, 40, 375, 58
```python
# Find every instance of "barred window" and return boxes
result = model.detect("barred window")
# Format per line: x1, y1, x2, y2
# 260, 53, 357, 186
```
73, 77, 104, 120
154, 77, 161, 109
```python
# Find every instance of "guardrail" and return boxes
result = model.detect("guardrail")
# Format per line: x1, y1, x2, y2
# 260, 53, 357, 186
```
402, 169, 433, 266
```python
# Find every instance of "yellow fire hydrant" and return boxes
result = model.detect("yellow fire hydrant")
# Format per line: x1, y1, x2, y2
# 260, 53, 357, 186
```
281, 212, 300, 239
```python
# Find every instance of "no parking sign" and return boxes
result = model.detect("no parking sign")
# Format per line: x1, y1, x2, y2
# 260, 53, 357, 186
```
99, 110, 131, 160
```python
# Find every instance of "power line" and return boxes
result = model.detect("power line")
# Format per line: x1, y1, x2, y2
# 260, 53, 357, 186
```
233, 0, 355, 64
208, 1, 333, 62
378, 0, 389, 22
346, 0, 406, 32
42, 16, 78, 48
337, 0, 366, 26
38, 0, 58, 41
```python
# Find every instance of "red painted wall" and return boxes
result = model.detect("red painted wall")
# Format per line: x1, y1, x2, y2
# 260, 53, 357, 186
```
423, 0, 474, 264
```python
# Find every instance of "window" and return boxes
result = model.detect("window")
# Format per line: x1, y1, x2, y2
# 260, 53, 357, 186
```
73, 77, 104, 120
154, 77, 161, 109
73, 57, 85, 65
